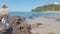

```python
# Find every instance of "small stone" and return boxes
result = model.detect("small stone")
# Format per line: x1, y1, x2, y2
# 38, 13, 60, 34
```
36, 33, 39, 34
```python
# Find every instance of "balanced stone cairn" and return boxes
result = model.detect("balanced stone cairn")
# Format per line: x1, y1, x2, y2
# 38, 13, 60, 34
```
0, 4, 12, 34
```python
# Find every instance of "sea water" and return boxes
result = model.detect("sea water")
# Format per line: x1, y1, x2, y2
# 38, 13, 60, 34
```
10, 12, 60, 18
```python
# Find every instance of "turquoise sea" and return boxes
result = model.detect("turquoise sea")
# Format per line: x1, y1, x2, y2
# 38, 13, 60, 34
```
10, 12, 60, 18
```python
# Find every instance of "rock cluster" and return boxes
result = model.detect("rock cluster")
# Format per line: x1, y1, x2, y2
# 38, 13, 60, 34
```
11, 16, 31, 34
12, 24, 31, 34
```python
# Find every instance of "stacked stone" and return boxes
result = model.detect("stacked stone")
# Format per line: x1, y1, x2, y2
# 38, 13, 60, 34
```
0, 4, 9, 18
0, 4, 11, 34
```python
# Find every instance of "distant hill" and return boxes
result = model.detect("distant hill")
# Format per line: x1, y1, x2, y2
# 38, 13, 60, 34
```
32, 4, 60, 12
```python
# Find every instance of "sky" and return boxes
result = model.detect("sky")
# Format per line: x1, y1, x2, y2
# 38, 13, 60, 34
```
0, 0, 60, 12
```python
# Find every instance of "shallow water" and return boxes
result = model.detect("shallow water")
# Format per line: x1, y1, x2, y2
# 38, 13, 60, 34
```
10, 12, 60, 25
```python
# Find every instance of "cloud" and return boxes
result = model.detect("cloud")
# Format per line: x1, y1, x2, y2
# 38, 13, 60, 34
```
54, 2, 59, 4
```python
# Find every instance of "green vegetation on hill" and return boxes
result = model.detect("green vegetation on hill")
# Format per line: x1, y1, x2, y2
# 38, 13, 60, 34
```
32, 4, 60, 12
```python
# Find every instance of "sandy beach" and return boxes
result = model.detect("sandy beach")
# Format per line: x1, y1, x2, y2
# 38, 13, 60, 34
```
25, 15, 60, 34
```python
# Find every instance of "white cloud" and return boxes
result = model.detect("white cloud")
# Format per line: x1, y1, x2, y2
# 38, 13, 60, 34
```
54, 2, 59, 4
